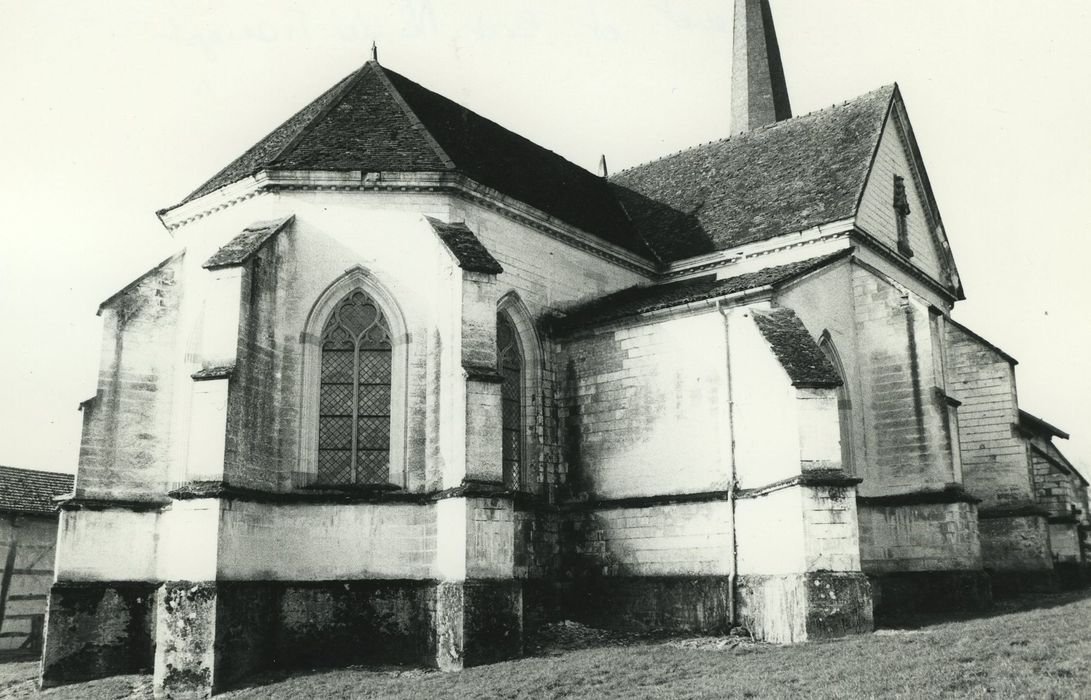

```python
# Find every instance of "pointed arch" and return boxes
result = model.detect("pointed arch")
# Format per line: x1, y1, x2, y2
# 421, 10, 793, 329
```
819, 331, 855, 475
497, 291, 542, 491
298, 267, 409, 487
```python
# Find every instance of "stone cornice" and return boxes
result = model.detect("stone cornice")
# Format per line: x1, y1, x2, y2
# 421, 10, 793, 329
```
738, 472, 863, 499
550, 286, 775, 341
851, 226, 961, 303
58, 495, 172, 512
977, 502, 1050, 519
159, 170, 658, 276
857, 484, 980, 507
661, 220, 855, 281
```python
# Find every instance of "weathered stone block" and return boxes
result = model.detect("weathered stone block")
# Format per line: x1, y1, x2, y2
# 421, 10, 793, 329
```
40, 582, 156, 687
213, 583, 278, 688
276, 580, 435, 669
462, 580, 522, 666
567, 575, 732, 634
435, 579, 522, 670
154, 582, 217, 699
737, 572, 872, 643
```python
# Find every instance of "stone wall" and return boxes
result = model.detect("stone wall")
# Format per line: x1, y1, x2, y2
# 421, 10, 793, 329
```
1032, 450, 1078, 518
449, 198, 651, 495
41, 582, 156, 686
216, 500, 437, 580
571, 502, 733, 577
224, 241, 283, 491
77, 256, 184, 499
858, 502, 981, 572
852, 266, 954, 493
855, 111, 946, 283
557, 311, 729, 499
944, 322, 1029, 509
978, 514, 1053, 571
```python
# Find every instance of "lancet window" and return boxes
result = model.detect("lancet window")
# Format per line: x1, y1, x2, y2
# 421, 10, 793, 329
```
497, 312, 524, 488
317, 290, 393, 485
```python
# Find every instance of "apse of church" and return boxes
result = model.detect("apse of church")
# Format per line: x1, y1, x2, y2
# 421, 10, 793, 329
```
40, 1, 1082, 697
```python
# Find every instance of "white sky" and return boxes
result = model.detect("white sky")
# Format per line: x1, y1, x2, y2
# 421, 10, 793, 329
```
1, 0, 1088, 477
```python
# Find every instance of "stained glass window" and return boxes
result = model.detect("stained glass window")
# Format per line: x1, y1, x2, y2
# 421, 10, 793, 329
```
317, 290, 392, 486
497, 313, 523, 488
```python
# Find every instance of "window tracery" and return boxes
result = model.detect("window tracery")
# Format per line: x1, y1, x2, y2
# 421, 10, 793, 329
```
317, 290, 393, 485
497, 312, 524, 488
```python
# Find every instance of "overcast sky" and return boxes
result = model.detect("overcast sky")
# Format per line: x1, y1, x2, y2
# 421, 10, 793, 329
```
2, 0, 1088, 477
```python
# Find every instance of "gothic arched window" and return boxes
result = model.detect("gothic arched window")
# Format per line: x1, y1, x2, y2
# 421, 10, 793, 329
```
317, 290, 393, 486
819, 335, 854, 474
497, 312, 524, 488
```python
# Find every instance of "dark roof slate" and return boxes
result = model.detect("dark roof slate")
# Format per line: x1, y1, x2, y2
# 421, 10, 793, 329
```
176, 62, 650, 259
424, 217, 503, 274
203, 216, 294, 270
1019, 409, 1070, 440
752, 308, 841, 388
0, 466, 74, 515
183, 75, 357, 203
383, 69, 647, 258
609, 85, 895, 262
552, 250, 848, 333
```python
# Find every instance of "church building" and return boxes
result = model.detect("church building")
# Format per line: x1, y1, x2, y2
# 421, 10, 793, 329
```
41, 1, 1081, 696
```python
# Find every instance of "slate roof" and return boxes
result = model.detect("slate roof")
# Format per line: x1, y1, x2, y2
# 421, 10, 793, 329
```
1019, 410, 1070, 440
552, 250, 849, 333
0, 466, 74, 515
610, 85, 895, 262
752, 308, 841, 388
203, 216, 294, 270
176, 61, 650, 259
424, 217, 503, 274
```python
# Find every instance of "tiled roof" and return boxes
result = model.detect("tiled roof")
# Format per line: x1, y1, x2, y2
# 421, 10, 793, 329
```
424, 217, 503, 274
552, 250, 849, 333
1019, 409, 1069, 440
752, 308, 841, 388
609, 85, 895, 262
203, 216, 294, 270
175, 61, 650, 259
0, 466, 74, 515
181, 74, 359, 204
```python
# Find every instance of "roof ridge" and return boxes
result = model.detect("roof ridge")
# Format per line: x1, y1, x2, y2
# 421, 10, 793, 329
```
0, 464, 74, 479
381, 66, 603, 181
266, 62, 375, 167
369, 63, 456, 170
176, 69, 358, 205
610, 84, 897, 179
850, 83, 899, 222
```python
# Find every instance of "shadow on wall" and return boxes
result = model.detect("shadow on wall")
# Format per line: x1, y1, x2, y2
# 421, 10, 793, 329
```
875, 583, 1091, 631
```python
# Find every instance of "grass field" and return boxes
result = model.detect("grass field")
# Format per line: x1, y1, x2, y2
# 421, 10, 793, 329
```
3, 591, 1089, 699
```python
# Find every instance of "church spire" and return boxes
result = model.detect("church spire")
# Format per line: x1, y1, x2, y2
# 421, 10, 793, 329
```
731, 0, 792, 132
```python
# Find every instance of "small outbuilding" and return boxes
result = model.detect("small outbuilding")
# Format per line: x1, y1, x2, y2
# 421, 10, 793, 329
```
0, 466, 74, 657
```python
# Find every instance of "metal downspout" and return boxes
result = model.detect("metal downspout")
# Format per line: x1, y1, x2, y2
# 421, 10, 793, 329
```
719, 302, 739, 627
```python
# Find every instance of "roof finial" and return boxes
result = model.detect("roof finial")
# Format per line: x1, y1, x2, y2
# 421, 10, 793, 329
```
731, 0, 792, 132
598, 154, 609, 178
371, 40, 378, 62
